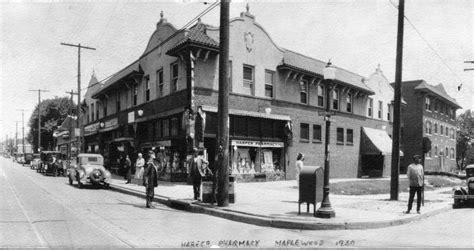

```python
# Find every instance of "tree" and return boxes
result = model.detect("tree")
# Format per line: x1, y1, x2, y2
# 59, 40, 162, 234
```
456, 109, 473, 171
27, 97, 77, 152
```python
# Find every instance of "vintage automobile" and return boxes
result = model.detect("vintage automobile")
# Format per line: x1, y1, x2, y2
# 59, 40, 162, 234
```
24, 153, 34, 165
30, 154, 41, 170
453, 164, 474, 208
68, 154, 111, 188
37, 151, 61, 176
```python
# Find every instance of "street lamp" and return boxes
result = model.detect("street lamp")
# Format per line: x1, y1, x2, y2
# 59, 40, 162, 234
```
315, 60, 336, 218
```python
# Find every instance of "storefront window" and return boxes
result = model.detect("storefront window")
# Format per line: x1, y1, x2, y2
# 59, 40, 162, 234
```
230, 140, 284, 175
162, 119, 169, 137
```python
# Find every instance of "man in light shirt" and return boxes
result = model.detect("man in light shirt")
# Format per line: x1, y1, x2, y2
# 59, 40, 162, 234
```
405, 155, 424, 214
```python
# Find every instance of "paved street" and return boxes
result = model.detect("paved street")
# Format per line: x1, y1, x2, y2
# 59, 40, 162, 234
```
1, 157, 473, 248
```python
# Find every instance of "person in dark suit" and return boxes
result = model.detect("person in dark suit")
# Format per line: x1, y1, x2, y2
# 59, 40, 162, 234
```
190, 148, 209, 201
125, 155, 132, 184
143, 150, 159, 208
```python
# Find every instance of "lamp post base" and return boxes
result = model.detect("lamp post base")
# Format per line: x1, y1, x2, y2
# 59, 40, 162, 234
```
315, 206, 336, 218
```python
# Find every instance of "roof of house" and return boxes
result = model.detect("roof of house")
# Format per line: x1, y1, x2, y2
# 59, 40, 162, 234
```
279, 50, 374, 94
91, 61, 143, 99
410, 80, 461, 108
167, 21, 219, 55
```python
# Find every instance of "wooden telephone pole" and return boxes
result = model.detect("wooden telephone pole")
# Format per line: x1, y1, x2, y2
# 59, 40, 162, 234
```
60, 42, 96, 154
390, 0, 405, 201
29, 89, 49, 153
66, 90, 78, 163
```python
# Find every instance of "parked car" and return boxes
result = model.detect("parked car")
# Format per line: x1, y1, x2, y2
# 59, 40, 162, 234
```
30, 154, 41, 170
37, 151, 61, 176
24, 153, 34, 165
68, 154, 111, 188
453, 164, 474, 208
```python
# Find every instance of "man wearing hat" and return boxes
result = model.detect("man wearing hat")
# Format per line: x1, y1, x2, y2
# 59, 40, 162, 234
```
143, 150, 159, 208
190, 148, 209, 201
405, 155, 424, 214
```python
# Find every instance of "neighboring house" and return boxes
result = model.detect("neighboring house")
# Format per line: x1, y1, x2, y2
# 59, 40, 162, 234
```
85, 8, 394, 181
399, 80, 461, 172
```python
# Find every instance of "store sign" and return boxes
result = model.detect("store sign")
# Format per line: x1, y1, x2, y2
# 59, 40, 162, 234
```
104, 118, 118, 128
128, 111, 135, 123
84, 122, 99, 134
231, 140, 284, 148
153, 140, 171, 147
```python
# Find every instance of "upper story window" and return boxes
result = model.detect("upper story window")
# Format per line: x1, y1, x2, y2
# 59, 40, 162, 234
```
434, 123, 438, 134
243, 65, 254, 95
116, 91, 121, 112
450, 108, 455, 119
445, 126, 449, 137
313, 124, 322, 142
264, 70, 274, 98
450, 128, 455, 139
368, 98, 373, 117
171, 63, 178, 93
336, 127, 344, 144
91, 103, 95, 122
144, 76, 150, 102
425, 121, 432, 135
317, 85, 325, 107
157, 69, 164, 98
133, 85, 138, 106
346, 93, 352, 113
103, 99, 108, 117
440, 125, 444, 135
450, 148, 455, 159
300, 123, 309, 141
378, 101, 383, 119
300, 80, 308, 104
434, 101, 439, 112
346, 128, 354, 144
434, 145, 438, 157
425, 97, 431, 111
96, 103, 99, 120
332, 89, 340, 110
387, 103, 391, 121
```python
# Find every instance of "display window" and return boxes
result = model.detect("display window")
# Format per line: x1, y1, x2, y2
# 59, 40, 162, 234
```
230, 140, 284, 175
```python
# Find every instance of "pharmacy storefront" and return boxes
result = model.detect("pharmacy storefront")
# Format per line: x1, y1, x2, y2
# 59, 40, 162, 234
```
230, 140, 285, 181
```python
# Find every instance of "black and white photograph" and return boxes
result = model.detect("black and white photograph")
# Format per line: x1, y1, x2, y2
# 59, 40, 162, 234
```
0, 0, 473, 248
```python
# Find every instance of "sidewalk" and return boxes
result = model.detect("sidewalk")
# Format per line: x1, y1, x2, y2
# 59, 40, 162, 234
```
108, 175, 453, 230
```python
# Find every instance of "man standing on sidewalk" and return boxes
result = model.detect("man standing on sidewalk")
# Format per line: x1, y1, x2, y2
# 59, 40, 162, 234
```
143, 150, 159, 208
405, 155, 424, 214
191, 148, 208, 201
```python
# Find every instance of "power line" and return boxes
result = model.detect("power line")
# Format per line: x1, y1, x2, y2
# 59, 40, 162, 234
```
389, 0, 464, 85
83, 1, 220, 91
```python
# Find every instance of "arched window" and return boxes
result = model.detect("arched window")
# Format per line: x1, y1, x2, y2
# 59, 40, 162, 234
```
434, 145, 438, 157
428, 122, 432, 134
450, 148, 455, 159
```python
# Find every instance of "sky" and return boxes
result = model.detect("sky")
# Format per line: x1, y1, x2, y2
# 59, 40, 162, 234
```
1, 0, 473, 141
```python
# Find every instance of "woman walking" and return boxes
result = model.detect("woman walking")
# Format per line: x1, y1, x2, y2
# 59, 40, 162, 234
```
296, 153, 304, 188
134, 153, 145, 185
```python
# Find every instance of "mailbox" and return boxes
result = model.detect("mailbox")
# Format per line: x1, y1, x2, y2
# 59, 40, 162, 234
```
298, 166, 323, 216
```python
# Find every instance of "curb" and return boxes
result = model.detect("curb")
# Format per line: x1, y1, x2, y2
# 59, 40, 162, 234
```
109, 183, 452, 230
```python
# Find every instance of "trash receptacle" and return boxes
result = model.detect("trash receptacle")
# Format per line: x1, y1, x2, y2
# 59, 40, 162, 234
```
298, 166, 323, 216
202, 176, 235, 204
202, 180, 215, 203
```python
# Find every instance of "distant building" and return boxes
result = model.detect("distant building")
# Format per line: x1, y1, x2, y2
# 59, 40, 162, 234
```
399, 80, 461, 172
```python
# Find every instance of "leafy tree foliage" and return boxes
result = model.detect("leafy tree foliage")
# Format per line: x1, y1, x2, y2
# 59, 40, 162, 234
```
456, 109, 473, 170
27, 97, 76, 152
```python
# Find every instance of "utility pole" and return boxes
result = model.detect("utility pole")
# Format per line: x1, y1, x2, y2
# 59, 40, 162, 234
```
215, 0, 230, 207
17, 109, 27, 155
390, 0, 405, 201
66, 89, 78, 165
60, 42, 96, 154
29, 89, 49, 153
14, 121, 20, 153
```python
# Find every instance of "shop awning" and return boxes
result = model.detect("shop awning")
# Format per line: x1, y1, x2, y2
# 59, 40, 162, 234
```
201, 105, 291, 121
361, 127, 403, 156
